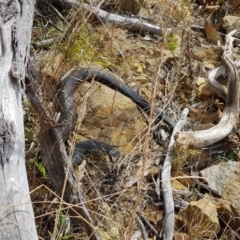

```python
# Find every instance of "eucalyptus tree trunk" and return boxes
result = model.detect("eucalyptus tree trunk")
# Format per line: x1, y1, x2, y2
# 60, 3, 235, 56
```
0, 1, 38, 239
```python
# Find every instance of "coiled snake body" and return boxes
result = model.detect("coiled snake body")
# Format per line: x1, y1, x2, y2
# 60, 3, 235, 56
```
57, 68, 175, 165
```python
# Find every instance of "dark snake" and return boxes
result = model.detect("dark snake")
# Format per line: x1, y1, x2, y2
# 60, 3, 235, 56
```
57, 68, 176, 165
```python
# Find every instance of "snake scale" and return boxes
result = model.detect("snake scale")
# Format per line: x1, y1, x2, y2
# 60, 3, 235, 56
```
57, 68, 176, 165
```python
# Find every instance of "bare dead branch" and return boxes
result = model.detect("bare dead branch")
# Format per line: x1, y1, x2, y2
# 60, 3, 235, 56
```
25, 60, 101, 240
139, 213, 158, 235
160, 108, 189, 240
136, 216, 148, 240
82, 3, 170, 36
207, 59, 240, 100
176, 31, 240, 148
50, 0, 170, 36
33, 38, 55, 47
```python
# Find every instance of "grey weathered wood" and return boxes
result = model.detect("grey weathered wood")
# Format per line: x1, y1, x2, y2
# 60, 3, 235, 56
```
0, 1, 38, 239
161, 108, 188, 240
49, 0, 170, 36
176, 31, 240, 148
25, 61, 101, 240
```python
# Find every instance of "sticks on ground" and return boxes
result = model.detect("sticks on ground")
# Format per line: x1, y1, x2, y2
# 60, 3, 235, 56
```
160, 108, 189, 240
52, 0, 170, 36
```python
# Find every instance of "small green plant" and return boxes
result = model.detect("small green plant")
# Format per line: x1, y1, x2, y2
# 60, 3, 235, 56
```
30, 157, 48, 178
68, 31, 96, 60
23, 101, 48, 178
49, 213, 70, 240
67, 27, 112, 68
218, 150, 238, 162
164, 32, 179, 55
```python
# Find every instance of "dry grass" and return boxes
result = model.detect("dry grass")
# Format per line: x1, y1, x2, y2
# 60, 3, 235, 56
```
24, 0, 240, 239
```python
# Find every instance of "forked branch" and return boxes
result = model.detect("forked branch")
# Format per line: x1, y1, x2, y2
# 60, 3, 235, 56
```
176, 30, 240, 148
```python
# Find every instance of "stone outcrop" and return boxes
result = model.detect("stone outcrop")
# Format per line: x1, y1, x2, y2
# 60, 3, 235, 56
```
222, 16, 240, 38
200, 161, 240, 211
75, 80, 148, 156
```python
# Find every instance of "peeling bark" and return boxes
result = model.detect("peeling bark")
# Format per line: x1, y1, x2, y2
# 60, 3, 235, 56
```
0, 1, 38, 239
25, 61, 101, 240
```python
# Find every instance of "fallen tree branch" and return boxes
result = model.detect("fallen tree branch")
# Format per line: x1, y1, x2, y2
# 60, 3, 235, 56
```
47, 0, 231, 40
81, 3, 170, 36
136, 216, 148, 240
160, 108, 189, 240
176, 30, 240, 148
25, 60, 101, 240
49, 0, 170, 36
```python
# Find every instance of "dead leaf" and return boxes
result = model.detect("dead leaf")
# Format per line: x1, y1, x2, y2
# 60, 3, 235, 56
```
132, 63, 143, 74
197, 80, 214, 99
196, 77, 206, 86
179, 198, 220, 239
189, 107, 222, 122
143, 207, 164, 225
204, 11, 223, 44
146, 166, 159, 180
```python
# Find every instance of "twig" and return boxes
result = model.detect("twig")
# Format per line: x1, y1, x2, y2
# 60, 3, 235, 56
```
45, 0, 69, 25
136, 216, 148, 240
33, 38, 54, 47
194, 178, 222, 197
139, 213, 158, 236
160, 108, 189, 240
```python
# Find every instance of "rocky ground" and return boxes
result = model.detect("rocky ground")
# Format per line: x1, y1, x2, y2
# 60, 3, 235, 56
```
26, 0, 240, 239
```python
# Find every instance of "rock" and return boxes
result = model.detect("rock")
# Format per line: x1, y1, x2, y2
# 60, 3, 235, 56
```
192, 46, 222, 66
200, 161, 240, 211
75, 81, 147, 155
215, 198, 240, 230
196, 77, 206, 86
178, 198, 220, 239
222, 16, 240, 38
